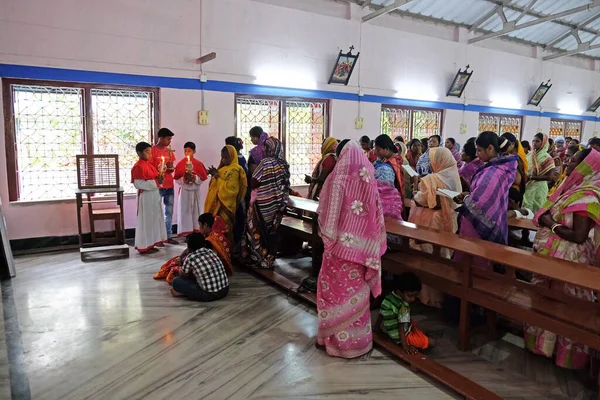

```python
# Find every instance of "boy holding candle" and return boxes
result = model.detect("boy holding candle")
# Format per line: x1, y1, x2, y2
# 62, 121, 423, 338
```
132, 142, 168, 253
173, 141, 209, 235
152, 128, 178, 244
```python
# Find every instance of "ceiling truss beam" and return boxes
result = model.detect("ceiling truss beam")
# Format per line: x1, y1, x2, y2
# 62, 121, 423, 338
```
543, 41, 600, 60
480, 0, 600, 38
545, 12, 600, 49
362, 0, 413, 23
469, 2, 600, 44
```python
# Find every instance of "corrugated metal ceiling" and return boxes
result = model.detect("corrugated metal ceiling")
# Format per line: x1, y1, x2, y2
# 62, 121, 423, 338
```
366, 0, 600, 59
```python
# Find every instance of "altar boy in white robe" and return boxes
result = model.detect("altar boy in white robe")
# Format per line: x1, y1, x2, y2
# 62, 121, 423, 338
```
131, 142, 168, 253
174, 142, 208, 236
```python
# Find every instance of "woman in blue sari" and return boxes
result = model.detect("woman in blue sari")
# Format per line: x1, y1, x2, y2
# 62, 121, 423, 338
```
416, 135, 441, 175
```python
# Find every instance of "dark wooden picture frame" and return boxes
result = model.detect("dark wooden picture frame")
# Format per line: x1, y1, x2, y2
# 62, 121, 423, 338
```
447, 66, 472, 98
587, 96, 600, 112
528, 80, 552, 106
328, 47, 359, 85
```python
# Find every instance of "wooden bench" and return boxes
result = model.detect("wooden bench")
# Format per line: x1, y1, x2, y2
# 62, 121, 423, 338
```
280, 196, 321, 274
383, 218, 600, 354
508, 217, 538, 231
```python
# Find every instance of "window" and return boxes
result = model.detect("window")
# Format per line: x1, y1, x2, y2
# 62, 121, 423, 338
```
478, 113, 522, 138
549, 118, 582, 140
381, 105, 442, 141
235, 96, 329, 186
3, 79, 158, 201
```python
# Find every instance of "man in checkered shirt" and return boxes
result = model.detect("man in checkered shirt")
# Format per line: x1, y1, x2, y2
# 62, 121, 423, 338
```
171, 233, 229, 301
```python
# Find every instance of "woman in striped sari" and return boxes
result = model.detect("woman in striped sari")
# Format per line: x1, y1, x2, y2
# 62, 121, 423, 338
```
242, 137, 291, 269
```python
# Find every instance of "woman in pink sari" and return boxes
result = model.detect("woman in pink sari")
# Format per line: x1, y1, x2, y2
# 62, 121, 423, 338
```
316, 140, 387, 358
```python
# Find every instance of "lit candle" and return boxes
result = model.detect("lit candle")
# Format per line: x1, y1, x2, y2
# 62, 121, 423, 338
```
187, 155, 190, 162
161, 156, 165, 164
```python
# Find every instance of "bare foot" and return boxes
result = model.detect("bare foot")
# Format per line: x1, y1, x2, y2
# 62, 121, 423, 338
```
170, 288, 185, 298
166, 238, 179, 245
315, 341, 326, 350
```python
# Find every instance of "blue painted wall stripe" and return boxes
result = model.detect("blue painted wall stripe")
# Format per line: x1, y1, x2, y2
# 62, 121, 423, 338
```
0, 63, 597, 122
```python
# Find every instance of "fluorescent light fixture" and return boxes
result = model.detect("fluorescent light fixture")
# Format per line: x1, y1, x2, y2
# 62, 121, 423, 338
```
490, 94, 522, 109
558, 99, 584, 115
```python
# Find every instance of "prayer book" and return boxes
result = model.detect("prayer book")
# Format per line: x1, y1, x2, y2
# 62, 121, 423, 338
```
436, 188, 461, 199
402, 164, 419, 178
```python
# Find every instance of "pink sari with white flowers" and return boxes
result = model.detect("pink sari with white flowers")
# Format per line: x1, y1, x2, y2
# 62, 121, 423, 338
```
316, 141, 387, 358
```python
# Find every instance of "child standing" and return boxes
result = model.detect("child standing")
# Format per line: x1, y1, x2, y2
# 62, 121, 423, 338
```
173, 142, 208, 236
376, 272, 435, 354
131, 142, 167, 253
171, 233, 229, 301
152, 127, 177, 244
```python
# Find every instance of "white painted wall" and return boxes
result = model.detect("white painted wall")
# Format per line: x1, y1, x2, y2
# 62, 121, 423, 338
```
1, 0, 599, 240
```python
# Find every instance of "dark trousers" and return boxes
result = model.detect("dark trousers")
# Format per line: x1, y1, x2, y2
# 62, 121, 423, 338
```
172, 277, 229, 302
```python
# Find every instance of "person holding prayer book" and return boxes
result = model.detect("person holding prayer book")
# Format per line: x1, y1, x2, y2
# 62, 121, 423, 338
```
131, 142, 167, 253
152, 127, 178, 244
408, 147, 460, 308
174, 142, 208, 236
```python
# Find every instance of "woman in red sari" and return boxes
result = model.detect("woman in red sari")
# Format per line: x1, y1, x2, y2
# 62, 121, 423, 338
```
154, 213, 233, 283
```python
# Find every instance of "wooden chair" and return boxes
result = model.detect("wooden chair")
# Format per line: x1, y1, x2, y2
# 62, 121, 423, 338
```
76, 154, 128, 261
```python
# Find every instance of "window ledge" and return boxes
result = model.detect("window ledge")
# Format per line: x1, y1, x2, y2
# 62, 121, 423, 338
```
10, 193, 137, 206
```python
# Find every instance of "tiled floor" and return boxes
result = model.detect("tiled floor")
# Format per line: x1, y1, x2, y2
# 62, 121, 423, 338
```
0, 246, 596, 399
3, 246, 457, 400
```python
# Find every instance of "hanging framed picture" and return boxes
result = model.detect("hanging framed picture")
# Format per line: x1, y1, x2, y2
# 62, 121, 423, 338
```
528, 80, 552, 106
328, 47, 359, 85
447, 66, 472, 98
587, 96, 600, 112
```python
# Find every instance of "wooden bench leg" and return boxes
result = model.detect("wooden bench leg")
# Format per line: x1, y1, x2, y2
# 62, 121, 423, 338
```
458, 299, 471, 351
486, 309, 497, 340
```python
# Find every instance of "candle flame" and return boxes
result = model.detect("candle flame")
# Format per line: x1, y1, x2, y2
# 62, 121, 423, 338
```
187, 155, 190, 162
161, 156, 165, 163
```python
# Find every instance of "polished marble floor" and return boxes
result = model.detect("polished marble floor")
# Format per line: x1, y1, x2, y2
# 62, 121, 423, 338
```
5, 246, 458, 400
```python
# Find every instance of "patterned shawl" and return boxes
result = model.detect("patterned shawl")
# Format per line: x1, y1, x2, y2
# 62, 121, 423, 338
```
253, 137, 290, 232
318, 141, 387, 295
249, 132, 270, 165
450, 144, 464, 168
459, 155, 518, 244
416, 149, 432, 175
459, 158, 484, 186
528, 133, 554, 180
206, 216, 233, 276
534, 149, 600, 229
415, 148, 461, 232
204, 145, 248, 215
308, 137, 338, 199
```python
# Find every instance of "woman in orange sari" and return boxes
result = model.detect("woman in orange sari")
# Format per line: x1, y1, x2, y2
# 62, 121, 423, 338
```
306, 137, 338, 200
154, 213, 233, 283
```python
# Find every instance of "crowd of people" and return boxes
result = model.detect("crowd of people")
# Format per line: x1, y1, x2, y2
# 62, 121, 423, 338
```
129, 125, 600, 375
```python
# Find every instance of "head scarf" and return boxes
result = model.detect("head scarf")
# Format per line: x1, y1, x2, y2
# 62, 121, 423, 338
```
318, 140, 387, 295
414, 147, 461, 232
416, 150, 432, 175
204, 145, 248, 215
397, 141, 407, 156
253, 137, 291, 231
206, 216, 233, 276
249, 132, 270, 165
448, 142, 464, 168
321, 137, 338, 156
516, 140, 529, 175
528, 133, 554, 177
554, 136, 565, 145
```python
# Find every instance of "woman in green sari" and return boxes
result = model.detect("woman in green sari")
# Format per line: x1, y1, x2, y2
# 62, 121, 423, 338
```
523, 133, 556, 212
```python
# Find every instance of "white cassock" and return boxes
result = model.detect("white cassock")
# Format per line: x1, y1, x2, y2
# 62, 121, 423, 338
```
176, 176, 203, 236
133, 179, 167, 251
